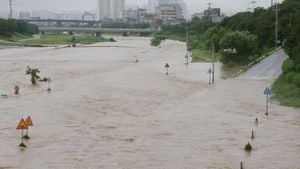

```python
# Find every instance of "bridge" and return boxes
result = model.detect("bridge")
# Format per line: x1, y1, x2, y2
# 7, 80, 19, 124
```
21, 19, 128, 25
39, 27, 157, 34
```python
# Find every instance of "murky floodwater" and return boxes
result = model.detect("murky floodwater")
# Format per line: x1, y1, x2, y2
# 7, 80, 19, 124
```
0, 37, 299, 169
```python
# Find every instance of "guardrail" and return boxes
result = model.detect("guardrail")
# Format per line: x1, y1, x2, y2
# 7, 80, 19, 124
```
39, 27, 157, 33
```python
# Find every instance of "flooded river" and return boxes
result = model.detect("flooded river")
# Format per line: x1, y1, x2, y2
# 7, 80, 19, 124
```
0, 37, 299, 169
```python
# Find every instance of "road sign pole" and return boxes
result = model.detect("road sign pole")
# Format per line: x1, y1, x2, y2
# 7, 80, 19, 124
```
17, 118, 28, 147
266, 94, 269, 115
24, 116, 33, 139
47, 77, 51, 91
264, 87, 271, 115
24, 128, 30, 139
208, 68, 212, 85
212, 43, 215, 84
186, 26, 189, 65
21, 129, 23, 144
20, 129, 27, 147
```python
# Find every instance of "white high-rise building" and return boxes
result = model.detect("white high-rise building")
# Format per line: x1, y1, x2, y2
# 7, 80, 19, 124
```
97, 0, 125, 20
112, 0, 125, 19
97, 0, 112, 20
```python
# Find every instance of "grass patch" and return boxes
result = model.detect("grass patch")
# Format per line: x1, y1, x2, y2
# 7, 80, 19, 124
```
154, 32, 218, 62
0, 33, 30, 46
272, 74, 300, 108
1, 33, 108, 46
0, 41, 21, 46
0, 33, 30, 42
192, 49, 214, 62
23, 34, 107, 45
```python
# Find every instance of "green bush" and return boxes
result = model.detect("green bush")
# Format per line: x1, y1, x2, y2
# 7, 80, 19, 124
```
272, 74, 300, 107
285, 72, 296, 83
219, 31, 258, 64
293, 73, 300, 87
26, 66, 40, 85
282, 58, 295, 74
151, 35, 167, 46
151, 38, 161, 46
296, 64, 300, 72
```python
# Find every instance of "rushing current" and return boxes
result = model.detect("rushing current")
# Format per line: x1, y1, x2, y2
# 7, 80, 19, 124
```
0, 37, 299, 169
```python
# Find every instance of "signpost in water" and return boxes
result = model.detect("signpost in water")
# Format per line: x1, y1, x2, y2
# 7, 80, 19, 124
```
23, 116, 33, 139
264, 87, 271, 116
165, 63, 170, 75
16, 119, 28, 148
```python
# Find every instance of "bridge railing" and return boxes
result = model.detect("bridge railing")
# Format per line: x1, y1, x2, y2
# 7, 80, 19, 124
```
38, 27, 158, 33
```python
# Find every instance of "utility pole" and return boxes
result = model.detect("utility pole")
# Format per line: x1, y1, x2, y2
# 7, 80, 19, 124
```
212, 43, 215, 84
271, 0, 273, 7
274, 0, 279, 48
247, 0, 250, 11
185, 26, 189, 65
251, 1, 256, 11
9, 0, 12, 19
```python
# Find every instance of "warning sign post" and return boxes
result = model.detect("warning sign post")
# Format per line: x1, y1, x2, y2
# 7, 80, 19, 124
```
24, 116, 33, 139
16, 118, 28, 148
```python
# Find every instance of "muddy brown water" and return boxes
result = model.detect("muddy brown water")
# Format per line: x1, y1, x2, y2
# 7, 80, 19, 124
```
0, 37, 299, 169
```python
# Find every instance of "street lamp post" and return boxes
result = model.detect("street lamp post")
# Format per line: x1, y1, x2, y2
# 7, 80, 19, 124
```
274, 0, 279, 47
211, 43, 215, 84
185, 26, 189, 65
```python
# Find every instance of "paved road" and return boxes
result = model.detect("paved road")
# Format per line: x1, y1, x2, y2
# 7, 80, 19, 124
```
239, 49, 288, 80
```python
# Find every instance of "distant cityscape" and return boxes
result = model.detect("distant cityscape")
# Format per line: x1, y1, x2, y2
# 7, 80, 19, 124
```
0, 0, 226, 26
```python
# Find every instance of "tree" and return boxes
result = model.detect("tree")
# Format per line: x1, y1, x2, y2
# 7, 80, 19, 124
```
220, 31, 257, 64
0, 19, 38, 37
203, 27, 227, 51
26, 66, 41, 85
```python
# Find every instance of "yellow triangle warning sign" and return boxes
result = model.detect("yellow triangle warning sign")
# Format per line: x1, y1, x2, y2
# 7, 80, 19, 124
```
16, 119, 28, 130
25, 116, 33, 126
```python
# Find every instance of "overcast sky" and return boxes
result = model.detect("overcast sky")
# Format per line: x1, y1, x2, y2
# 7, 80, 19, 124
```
0, 0, 282, 15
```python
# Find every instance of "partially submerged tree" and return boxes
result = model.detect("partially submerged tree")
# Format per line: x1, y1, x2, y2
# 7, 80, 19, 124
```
26, 66, 40, 85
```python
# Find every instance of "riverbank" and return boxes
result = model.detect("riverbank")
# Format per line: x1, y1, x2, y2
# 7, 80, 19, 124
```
272, 74, 300, 107
0, 33, 110, 47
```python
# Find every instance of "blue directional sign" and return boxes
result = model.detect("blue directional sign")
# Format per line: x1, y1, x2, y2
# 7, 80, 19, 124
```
264, 87, 271, 95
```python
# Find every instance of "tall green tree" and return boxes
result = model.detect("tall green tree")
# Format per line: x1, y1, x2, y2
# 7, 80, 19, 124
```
220, 31, 257, 64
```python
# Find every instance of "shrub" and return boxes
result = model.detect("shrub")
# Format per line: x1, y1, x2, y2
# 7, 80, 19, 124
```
282, 58, 295, 74
285, 72, 296, 83
109, 38, 116, 42
26, 66, 40, 85
296, 64, 300, 72
151, 38, 161, 46
293, 73, 300, 87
